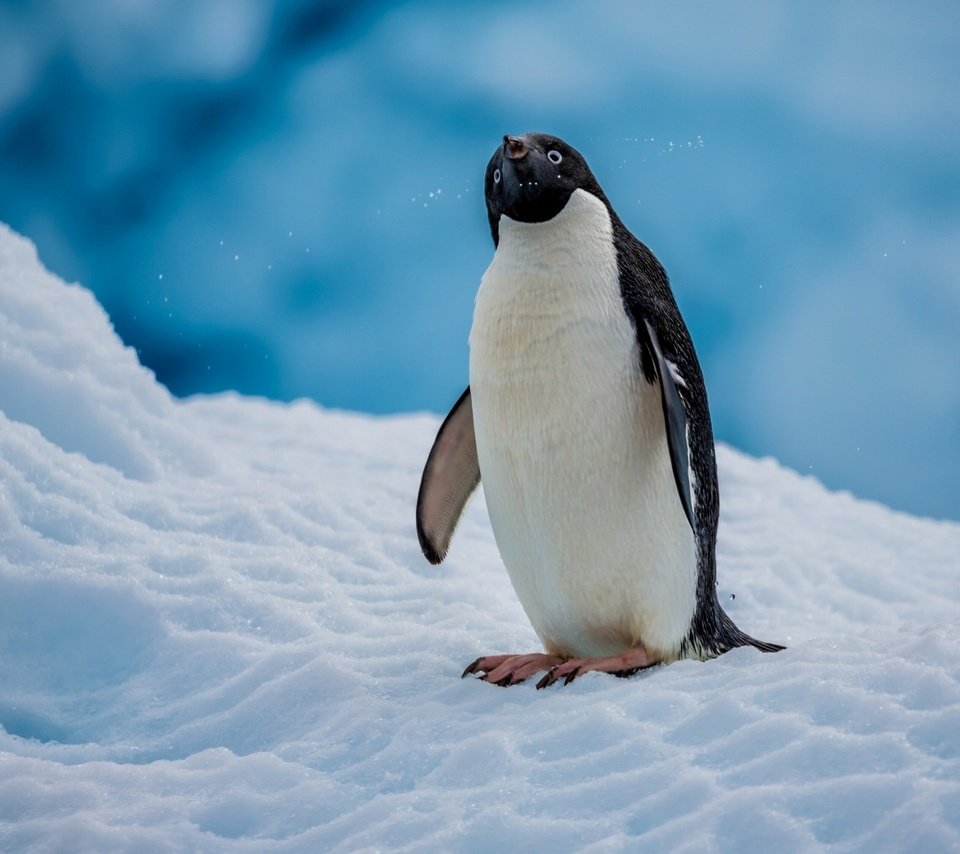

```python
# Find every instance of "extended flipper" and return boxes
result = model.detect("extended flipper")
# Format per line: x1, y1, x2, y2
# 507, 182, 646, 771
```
642, 319, 695, 532
416, 387, 480, 564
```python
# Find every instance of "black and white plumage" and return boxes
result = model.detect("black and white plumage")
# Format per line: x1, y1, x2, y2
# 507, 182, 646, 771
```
417, 133, 783, 687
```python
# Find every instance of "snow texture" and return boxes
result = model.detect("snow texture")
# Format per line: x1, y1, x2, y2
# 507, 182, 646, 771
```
1, 221, 959, 850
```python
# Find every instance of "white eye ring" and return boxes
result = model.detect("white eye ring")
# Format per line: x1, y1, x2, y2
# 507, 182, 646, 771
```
547, 150, 562, 164
493, 168, 501, 184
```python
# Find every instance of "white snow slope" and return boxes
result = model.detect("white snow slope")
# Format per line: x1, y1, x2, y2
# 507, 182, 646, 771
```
0, 221, 958, 852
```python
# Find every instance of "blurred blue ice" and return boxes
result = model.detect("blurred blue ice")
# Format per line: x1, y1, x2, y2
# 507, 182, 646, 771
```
1, 0, 958, 520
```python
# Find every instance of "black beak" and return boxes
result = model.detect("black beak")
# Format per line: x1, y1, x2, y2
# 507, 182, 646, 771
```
504, 135, 528, 160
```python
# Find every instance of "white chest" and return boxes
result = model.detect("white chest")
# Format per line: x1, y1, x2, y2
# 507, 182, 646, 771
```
468, 190, 697, 660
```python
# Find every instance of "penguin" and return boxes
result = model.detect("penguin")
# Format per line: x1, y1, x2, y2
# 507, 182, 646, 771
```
416, 132, 783, 689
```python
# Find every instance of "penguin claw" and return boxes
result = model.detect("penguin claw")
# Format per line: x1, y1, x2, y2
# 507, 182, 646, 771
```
536, 662, 581, 689
534, 646, 654, 689
461, 657, 483, 678
535, 669, 558, 691
461, 651, 652, 688
464, 653, 565, 686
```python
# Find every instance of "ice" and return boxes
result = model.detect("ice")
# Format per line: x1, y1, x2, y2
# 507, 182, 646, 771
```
0, 221, 958, 849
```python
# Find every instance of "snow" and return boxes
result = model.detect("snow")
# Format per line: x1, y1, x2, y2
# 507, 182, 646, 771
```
1, 220, 959, 850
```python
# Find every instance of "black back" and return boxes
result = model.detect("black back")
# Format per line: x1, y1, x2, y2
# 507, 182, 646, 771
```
610, 211, 781, 655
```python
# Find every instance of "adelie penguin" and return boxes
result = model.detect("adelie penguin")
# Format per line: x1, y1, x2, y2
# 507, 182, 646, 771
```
417, 132, 783, 688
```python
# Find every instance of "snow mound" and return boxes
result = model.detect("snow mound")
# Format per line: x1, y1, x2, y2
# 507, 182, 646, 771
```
1, 222, 958, 850
0, 223, 214, 480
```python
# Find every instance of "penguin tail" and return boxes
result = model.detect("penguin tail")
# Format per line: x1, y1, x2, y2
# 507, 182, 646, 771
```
718, 608, 785, 654
742, 635, 786, 653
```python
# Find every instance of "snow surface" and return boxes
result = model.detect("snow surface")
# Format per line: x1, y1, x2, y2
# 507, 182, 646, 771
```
1, 221, 959, 850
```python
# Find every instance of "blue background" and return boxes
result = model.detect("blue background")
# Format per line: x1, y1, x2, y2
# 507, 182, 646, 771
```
1, 0, 958, 520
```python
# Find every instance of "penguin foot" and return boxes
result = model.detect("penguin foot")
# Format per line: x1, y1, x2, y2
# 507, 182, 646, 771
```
462, 653, 566, 686
535, 646, 653, 690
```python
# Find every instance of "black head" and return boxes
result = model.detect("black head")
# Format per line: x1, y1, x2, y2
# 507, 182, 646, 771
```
484, 132, 606, 245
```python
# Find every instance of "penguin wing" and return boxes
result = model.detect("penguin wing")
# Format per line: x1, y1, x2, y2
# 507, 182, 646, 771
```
416, 387, 480, 564
641, 318, 695, 532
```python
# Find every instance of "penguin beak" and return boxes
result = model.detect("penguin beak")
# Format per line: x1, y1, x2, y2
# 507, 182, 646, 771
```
504, 135, 528, 160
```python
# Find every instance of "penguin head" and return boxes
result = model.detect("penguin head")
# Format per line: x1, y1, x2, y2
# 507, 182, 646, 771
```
484, 132, 605, 244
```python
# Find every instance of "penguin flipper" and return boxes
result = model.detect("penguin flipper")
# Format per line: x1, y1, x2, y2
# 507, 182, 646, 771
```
416, 387, 480, 564
642, 319, 695, 532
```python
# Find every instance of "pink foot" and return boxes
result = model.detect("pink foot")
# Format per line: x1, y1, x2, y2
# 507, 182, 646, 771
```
462, 653, 566, 686
535, 645, 655, 690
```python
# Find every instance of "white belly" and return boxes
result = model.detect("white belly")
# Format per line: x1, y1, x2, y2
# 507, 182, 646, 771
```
469, 189, 697, 661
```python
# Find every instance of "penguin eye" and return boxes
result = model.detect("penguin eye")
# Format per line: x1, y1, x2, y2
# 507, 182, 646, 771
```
547, 150, 562, 164
493, 168, 501, 184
